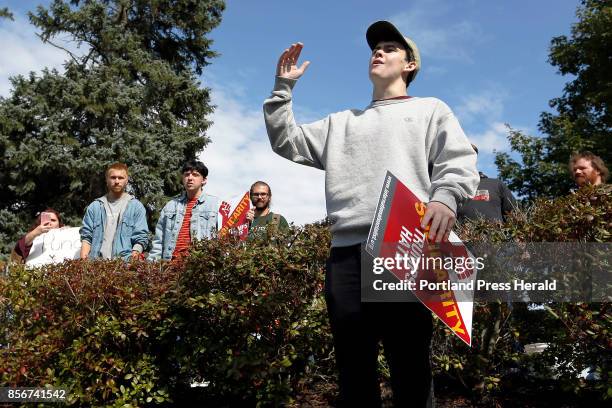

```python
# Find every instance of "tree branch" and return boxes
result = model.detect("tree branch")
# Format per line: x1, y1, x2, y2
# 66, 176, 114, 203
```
0, 7, 14, 21
36, 33, 80, 65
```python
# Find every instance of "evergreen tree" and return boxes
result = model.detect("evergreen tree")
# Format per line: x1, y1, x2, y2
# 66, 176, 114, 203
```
495, 0, 611, 198
0, 0, 225, 256
0, 7, 14, 20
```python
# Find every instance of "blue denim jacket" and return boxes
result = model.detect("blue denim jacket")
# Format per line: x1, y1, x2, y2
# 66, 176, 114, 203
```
80, 196, 149, 260
148, 192, 218, 261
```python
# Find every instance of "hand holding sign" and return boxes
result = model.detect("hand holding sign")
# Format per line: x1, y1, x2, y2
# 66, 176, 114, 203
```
421, 201, 456, 243
366, 171, 476, 346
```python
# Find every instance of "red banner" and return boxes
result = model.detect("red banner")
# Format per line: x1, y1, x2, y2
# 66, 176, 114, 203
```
219, 191, 251, 240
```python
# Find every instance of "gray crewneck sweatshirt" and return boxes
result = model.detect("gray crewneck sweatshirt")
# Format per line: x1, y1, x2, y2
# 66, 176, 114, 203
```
263, 77, 478, 247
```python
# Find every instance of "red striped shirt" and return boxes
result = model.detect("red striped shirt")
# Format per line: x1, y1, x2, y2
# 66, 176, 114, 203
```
172, 197, 197, 259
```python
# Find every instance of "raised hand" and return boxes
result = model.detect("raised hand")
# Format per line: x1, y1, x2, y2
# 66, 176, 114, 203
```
276, 43, 310, 80
32, 222, 52, 237
39, 222, 53, 234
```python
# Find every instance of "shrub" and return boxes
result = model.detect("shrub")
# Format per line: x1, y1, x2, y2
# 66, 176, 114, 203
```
1, 187, 609, 405
0, 223, 333, 407
437, 185, 611, 402
0, 259, 176, 406
161, 224, 332, 406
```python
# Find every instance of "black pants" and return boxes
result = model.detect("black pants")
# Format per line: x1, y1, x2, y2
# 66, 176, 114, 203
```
325, 244, 434, 408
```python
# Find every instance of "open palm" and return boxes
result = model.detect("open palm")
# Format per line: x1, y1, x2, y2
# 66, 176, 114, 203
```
276, 42, 311, 80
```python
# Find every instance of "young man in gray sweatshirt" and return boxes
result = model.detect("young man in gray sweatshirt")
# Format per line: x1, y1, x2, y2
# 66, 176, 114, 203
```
263, 21, 478, 407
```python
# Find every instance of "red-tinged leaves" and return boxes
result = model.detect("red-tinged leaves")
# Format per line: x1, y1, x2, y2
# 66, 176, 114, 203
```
0, 222, 333, 406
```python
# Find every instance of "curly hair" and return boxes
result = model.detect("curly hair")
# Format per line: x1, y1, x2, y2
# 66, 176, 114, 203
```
569, 151, 609, 182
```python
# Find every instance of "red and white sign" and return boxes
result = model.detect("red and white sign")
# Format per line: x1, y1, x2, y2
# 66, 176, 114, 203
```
366, 171, 476, 346
472, 189, 490, 201
218, 191, 251, 240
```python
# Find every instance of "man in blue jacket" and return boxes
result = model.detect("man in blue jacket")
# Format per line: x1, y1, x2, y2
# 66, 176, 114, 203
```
80, 162, 149, 260
148, 161, 218, 261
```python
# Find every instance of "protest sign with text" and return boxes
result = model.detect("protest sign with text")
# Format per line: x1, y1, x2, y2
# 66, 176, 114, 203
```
366, 171, 476, 346
218, 191, 251, 240
25, 227, 81, 267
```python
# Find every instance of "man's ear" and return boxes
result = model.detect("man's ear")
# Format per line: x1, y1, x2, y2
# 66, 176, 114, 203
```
403, 60, 417, 74
202, 177, 208, 187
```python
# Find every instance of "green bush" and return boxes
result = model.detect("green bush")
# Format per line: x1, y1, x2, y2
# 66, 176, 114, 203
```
1, 259, 177, 406
538, 302, 610, 399
438, 185, 611, 402
1, 187, 609, 406
0, 223, 333, 407
162, 224, 332, 406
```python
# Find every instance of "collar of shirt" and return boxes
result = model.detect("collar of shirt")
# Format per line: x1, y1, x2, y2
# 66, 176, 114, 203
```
371, 95, 412, 103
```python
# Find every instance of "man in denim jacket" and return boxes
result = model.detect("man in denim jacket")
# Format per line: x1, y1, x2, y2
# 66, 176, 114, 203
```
80, 162, 149, 260
148, 161, 218, 261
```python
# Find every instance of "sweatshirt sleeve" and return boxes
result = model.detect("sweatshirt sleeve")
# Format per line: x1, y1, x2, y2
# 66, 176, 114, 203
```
14, 236, 31, 260
263, 77, 328, 170
427, 102, 479, 213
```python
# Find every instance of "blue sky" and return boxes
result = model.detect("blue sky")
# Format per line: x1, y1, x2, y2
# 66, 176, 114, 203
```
0, 0, 580, 224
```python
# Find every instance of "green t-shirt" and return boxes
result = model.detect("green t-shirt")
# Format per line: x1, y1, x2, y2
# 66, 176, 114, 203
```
248, 212, 289, 239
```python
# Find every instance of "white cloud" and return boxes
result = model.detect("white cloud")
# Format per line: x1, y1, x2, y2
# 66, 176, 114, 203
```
0, 14, 83, 96
455, 87, 507, 125
465, 122, 535, 177
200, 83, 327, 226
390, 0, 485, 63
465, 122, 509, 155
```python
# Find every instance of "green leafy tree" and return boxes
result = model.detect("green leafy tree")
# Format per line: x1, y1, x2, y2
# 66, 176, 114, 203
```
495, 0, 611, 198
0, 7, 14, 20
0, 0, 225, 257
494, 126, 568, 201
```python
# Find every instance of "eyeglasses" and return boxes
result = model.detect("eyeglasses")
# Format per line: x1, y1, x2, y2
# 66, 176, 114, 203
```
251, 193, 269, 197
